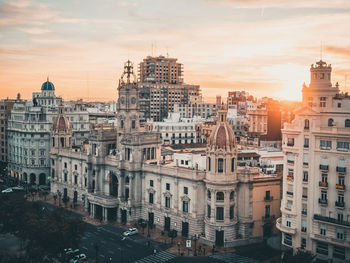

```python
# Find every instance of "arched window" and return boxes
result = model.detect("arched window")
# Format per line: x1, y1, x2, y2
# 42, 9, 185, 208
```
328, 118, 334, 127
345, 119, 350, 127
304, 119, 310, 129
125, 176, 129, 185
230, 191, 234, 201
208, 157, 211, 171
231, 158, 235, 172
216, 192, 224, 202
60, 137, 64, 147
207, 190, 211, 200
218, 158, 224, 173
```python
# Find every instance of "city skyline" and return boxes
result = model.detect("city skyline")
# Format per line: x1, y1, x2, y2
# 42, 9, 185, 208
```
1, 0, 350, 102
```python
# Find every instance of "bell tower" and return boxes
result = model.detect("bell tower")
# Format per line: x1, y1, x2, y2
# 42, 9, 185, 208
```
117, 60, 140, 136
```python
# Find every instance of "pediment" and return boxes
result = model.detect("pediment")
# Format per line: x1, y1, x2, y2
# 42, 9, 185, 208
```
294, 105, 319, 116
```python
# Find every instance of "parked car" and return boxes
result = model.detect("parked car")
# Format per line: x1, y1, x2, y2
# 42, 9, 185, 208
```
11, 186, 24, 191
2, 188, 13, 194
39, 185, 50, 191
69, 253, 87, 263
122, 228, 138, 237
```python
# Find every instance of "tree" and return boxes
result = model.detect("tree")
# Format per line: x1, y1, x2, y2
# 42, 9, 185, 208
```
283, 249, 315, 263
138, 219, 147, 234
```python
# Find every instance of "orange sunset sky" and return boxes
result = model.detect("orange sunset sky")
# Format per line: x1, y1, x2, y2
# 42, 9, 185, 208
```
1, 0, 350, 102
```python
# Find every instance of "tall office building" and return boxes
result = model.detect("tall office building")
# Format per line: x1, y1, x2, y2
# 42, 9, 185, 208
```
277, 60, 350, 262
138, 56, 200, 121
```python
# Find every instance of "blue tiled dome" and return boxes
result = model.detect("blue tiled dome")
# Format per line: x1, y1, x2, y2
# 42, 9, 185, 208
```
41, 80, 55, 90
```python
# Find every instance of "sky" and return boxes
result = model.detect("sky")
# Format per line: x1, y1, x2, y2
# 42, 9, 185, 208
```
1, 0, 350, 102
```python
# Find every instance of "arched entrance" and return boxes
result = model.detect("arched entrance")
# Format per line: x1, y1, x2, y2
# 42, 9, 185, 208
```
23, 173, 28, 183
39, 173, 46, 185
109, 172, 118, 197
29, 173, 36, 184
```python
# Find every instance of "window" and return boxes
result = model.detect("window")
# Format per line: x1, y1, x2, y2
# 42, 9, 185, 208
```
216, 192, 224, 202
338, 103, 341, 108
207, 205, 211, 218
216, 207, 224, 221
230, 206, 234, 219
284, 233, 292, 246
301, 238, 306, 249
166, 183, 170, 191
338, 212, 344, 222
74, 164, 78, 170
304, 119, 309, 129
316, 242, 328, 255
74, 175, 77, 184
183, 201, 188, 213
302, 187, 308, 199
287, 138, 294, 146
304, 137, 309, 148
231, 158, 235, 172
321, 191, 327, 202
337, 141, 349, 151
286, 219, 291, 227
303, 153, 309, 165
338, 176, 345, 186
301, 219, 307, 232
287, 152, 294, 164
149, 193, 154, 204
150, 180, 154, 187
208, 157, 211, 171
303, 171, 308, 182
328, 118, 334, 127
320, 97, 326, 107
265, 190, 271, 200
345, 119, 350, 127
64, 162, 67, 168
64, 173, 67, 182
230, 191, 234, 201
218, 158, 224, 173
320, 224, 326, 235
336, 229, 344, 240
184, 187, 188, 195
265, 205, 270, 218
333, 246, 345, 259
207, 190, 211, 199
120, 120, 124, 129
320, 140, 331, 150
125, 176, 129, 185
165, 196, 170, 208
302, 203, 307, 215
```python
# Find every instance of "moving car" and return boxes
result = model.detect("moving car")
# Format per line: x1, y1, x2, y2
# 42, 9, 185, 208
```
122, 228, 138, 237
69, 253, 87, 263
2, 188, 13, 194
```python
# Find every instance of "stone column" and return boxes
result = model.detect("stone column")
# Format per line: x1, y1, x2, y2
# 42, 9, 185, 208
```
157, 177, 162, 206
129, 174, 134, 201
118, 175, 123, 199
224, 190, 229, 221
174, 180, 179, 210
210, 189, 215, 223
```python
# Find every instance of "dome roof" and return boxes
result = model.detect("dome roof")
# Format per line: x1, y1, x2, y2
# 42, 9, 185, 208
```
52, 114, 71, 132
209, 123, 235, 149
41, 80, 55, 91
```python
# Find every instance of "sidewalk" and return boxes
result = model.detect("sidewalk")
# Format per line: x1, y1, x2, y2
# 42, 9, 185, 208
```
31, 193, 236, 257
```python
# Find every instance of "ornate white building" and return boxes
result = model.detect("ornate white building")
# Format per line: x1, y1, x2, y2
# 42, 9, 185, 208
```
50, 61, 280, 247
277, 61, 350, 262
7, 79, 90, 185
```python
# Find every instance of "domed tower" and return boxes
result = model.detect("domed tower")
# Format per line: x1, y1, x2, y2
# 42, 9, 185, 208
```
204, 104, 238, 247
51, 104, 72, 149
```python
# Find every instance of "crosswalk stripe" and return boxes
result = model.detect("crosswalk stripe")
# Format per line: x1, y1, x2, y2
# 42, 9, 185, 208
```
135, 251, 176, 263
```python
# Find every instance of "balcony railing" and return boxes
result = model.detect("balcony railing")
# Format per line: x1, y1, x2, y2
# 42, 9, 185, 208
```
319, 181, 328, 187
319, 198, 328, 205
336, 184, 346, 190
319, 165, 329, 171
314, 214, 350, 227
302, 194, 308, 199
264, 196, 274, 202
287, 160, 294, 164
304, 144, 309, 148
301, 227, 307, 232
335, 201, 345, 208
301, 210, 307, 215
336, 167, 346, 173
287, 175, 294, 181
286, 191, 293, 196
287, 142, 294, 147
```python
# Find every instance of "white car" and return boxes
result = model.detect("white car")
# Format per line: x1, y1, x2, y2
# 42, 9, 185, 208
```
122, 228, 138, 237
2, 188, 13, 194
69, 253, 86, 263
11, 186, 24, 191
65, 248, 79, 256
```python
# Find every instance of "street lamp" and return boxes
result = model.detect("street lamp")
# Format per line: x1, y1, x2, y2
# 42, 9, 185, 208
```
193, 234, 199, 256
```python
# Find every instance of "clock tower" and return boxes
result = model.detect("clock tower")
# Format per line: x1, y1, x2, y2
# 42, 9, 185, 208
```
117, 60, 141, 136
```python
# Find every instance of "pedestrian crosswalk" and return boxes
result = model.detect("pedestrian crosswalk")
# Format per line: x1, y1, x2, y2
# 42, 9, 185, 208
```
135, 250, 176, 263
210, 253, 260, 263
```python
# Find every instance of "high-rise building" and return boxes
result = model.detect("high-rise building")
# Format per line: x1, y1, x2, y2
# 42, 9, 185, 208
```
277, 60, 350, 262
138, 55, 200, 122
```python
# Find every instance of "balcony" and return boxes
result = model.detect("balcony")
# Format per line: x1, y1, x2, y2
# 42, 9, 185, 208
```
304, 144, 309, 148
319, 165, 329, 171
287, 160, 294, 164
264, 196, 274, 202
287, 142, 294, 147
262, 215, 275, 223
302, 195, 308, 199
287, 175, 294, 181
301, 227, 307, 232
335, 201, 345, 208
336, 184, 346, 190
314, 214, 350, 228
336, 167, 346, 173
318, 198, 328, 205
319, 181, 328, 188
286, 191, 293, 196
301, 210, 307, 215
276, 217, 296, 235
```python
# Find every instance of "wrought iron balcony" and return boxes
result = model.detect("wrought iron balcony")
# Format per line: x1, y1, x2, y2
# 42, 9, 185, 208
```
318, 198, 328, 205
287, 175, 294, 181
301, 210, 307, 215
319, 181, 328, 187
336, 184, 346, 190
287, 142, 294, 147
336, 167, 346, 173
286, 191, 293, 196
264, 196, 274, 202
314, 214, 350, 227
335, 201, 345, 208
319, 165, 329, 171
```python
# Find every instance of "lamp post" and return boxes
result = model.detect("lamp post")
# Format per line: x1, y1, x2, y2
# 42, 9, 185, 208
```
193, 234, 199, 256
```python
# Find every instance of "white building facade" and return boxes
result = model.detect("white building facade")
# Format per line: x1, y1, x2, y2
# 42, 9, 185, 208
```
277, 61, 350, 262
